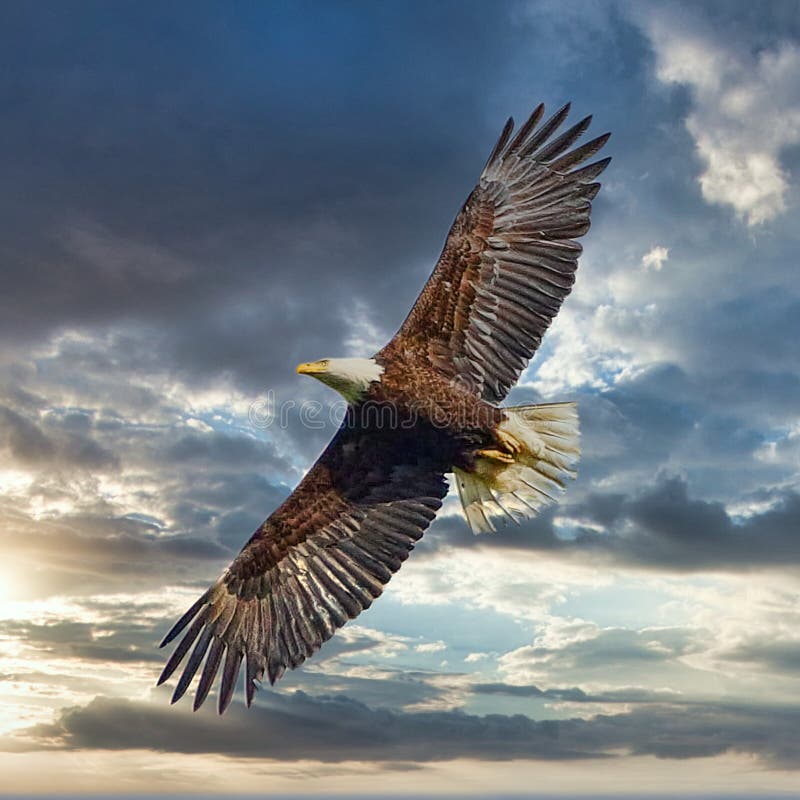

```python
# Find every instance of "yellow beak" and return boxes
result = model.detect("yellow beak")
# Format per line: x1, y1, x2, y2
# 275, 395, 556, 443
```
296, 361, 327, 375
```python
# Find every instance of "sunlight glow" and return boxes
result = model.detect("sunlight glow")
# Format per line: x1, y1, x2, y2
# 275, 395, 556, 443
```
0, 468, 33, 495
0, 567, 22, 620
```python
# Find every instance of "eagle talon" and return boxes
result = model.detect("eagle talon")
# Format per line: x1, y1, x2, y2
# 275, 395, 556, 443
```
496, 428, 523, 455
477, 448, 515, 464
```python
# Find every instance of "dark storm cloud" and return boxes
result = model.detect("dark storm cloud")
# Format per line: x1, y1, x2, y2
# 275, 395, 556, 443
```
472, 683, 683, 704
0, 618, 163, 665
428, 474, 800, 572
0, 404, 119, 471
0, 508, 228, 598
162, 430, 282, 469
1, 0, 594, 390
0, 388, 304, 603
573, 364, 793, 501
510, 626, 703, 670
175, 471, 290, 550
4, 0, 793, 547
27, 692, 575, 762
718, 639, 800, 673
24, 691, 800, 769
575, 477, 800, 571
278, 668, 447, 713
0, 371, 298, 556
473, 683, 594, 701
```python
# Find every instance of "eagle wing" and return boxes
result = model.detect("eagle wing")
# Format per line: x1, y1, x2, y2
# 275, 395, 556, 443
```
158, 419, 447, 713
382, 103, 610, 404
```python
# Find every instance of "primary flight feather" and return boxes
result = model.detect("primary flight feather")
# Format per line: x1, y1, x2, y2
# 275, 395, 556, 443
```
158, 102, 610, 713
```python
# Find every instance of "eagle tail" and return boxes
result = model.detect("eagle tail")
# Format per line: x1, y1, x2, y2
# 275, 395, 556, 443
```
454, 402, 580, 534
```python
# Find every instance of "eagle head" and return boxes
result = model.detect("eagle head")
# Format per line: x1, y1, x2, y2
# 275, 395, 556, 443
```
296, 357, 384, 402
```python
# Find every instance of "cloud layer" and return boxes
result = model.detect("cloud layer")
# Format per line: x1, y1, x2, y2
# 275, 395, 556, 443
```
0, 0, 799, 794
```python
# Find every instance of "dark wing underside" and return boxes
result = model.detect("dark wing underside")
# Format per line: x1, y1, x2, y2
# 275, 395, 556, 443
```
382, 102, 610, 404
158, 420, 447, 713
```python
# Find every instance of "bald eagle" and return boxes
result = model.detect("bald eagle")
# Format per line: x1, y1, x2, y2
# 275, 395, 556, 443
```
158, 102, 610, 712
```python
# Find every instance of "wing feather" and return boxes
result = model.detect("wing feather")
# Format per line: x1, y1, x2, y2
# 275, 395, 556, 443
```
383, 102, 610, 403
158, 424, 447, 713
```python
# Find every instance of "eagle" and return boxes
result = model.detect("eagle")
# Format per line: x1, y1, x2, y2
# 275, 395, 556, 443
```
158, 102, 610, 713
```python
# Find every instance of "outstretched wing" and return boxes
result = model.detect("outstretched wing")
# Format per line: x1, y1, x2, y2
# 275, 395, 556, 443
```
158, 418, 447, 713
382, 102, 610, 404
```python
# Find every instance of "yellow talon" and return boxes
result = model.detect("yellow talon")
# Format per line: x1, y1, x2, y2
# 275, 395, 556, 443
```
477, 448, 514, 464
496, 428, 523, 454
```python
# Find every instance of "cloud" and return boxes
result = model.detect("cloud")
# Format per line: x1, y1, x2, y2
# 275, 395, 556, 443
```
492, 616, 724, 701
465, 652, 489, 663
19, 691, 800, 769
573, 476, 800, 571
461, 474, 800, 572
28, 692, 588, 762
643, 10, 800, 225
717, 637, 800, 674
0, 1, 549, 370
641, 245, 669, 271
0, 404, 119, 472
471, 682, 681, 705
1, 1, 800, 784
0, 618, 163, 665
425, 462, 800, 573
415, 641, 447, 654
0, 509, 228, 599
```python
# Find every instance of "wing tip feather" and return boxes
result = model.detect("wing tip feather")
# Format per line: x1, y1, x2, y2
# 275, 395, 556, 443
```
158, 589, 210, 648
504, 102, 545, 158
159, 487, 446, 715
517, 101, 572, 159
484, 116, 515, 172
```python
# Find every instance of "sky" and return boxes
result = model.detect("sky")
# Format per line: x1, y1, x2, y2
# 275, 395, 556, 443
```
1, 0, 799, 795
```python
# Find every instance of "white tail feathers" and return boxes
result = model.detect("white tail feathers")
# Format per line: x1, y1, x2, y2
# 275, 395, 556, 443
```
454, 402, 580, 534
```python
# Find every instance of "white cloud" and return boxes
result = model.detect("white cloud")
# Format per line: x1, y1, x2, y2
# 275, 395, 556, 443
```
415, 640, 447, 653
343, 298, 389, 357
525, 299, 670, 396
464, 652, 489, 663
644, 16, 800, 226
641, 245, 669, 272
389, 546, 613, 622
332, 625, 411, 659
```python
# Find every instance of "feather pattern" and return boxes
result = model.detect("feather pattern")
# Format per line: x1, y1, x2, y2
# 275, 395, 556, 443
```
158, 422, 447, 713
384, 103, 611, 404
